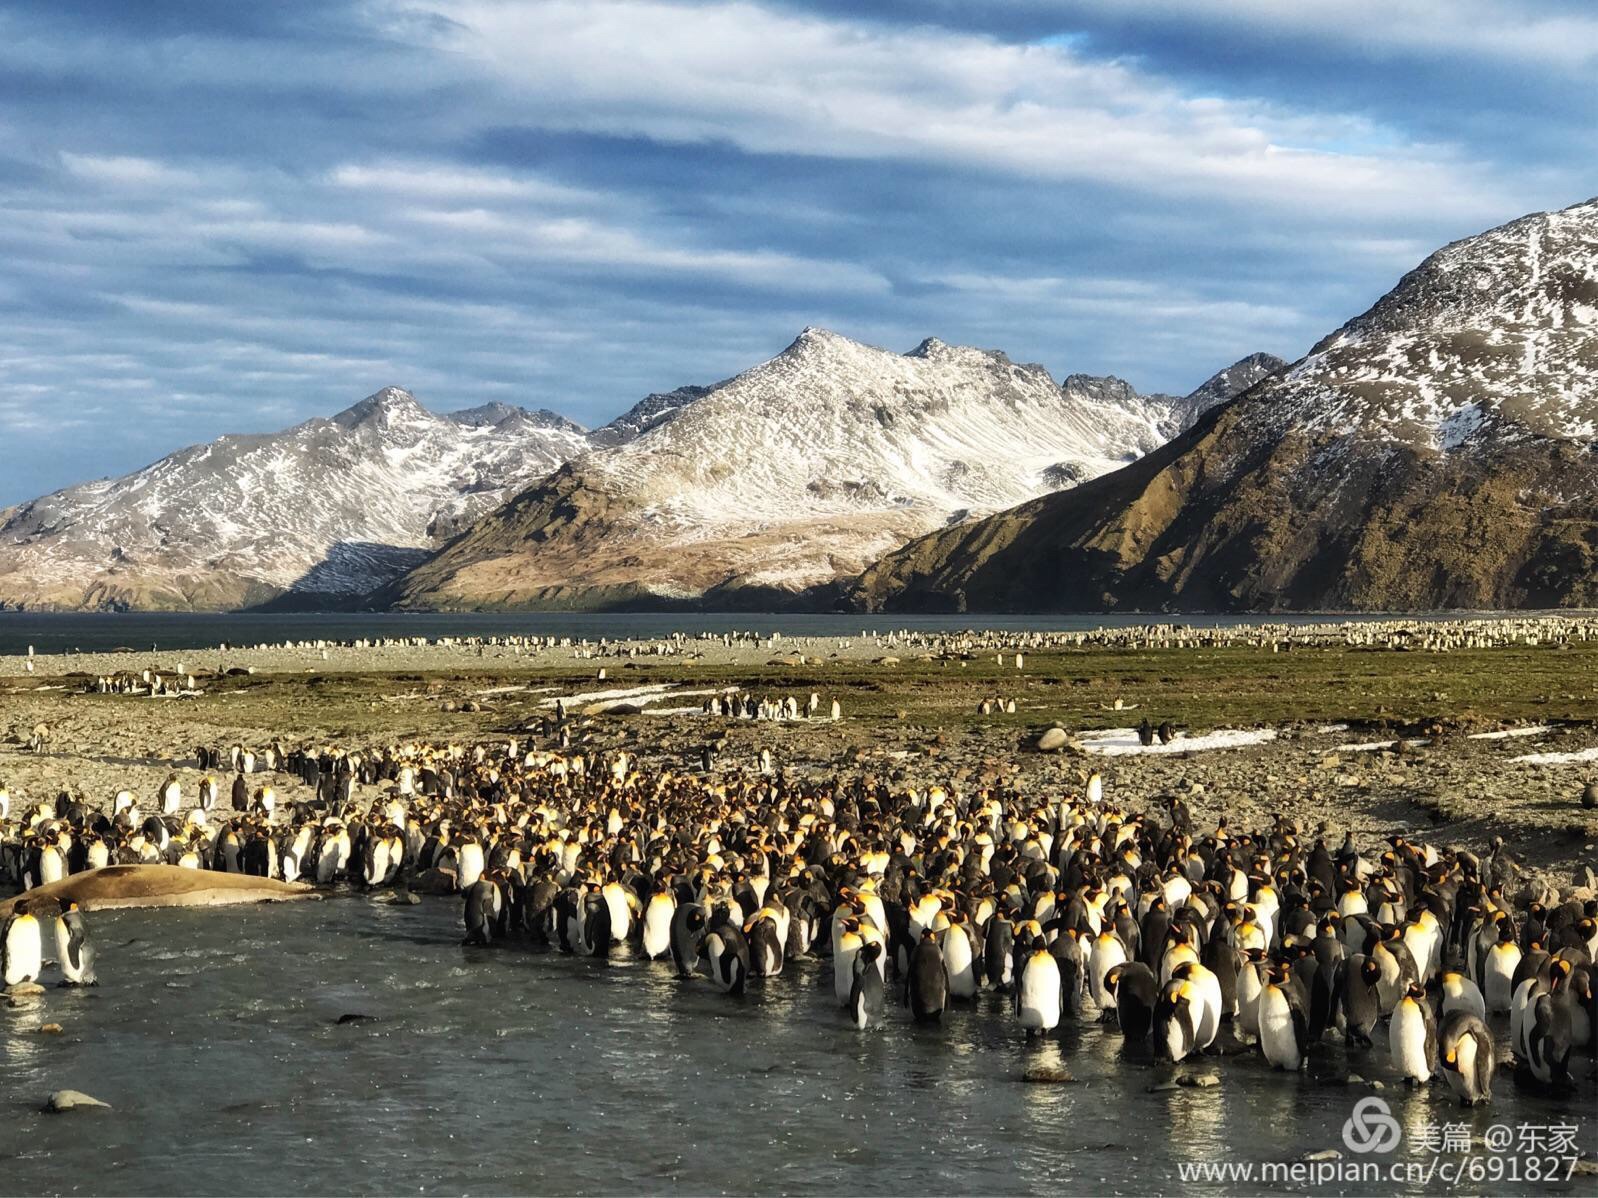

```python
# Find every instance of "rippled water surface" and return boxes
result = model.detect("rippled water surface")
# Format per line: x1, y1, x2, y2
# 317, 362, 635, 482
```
2, 898, 1593, 1196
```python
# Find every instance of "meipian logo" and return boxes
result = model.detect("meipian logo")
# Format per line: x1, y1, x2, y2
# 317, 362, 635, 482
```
1342, 1096, 1402, 1155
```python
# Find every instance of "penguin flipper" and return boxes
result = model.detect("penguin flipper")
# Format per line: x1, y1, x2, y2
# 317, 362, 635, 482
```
1291, 1002, 1311, 1058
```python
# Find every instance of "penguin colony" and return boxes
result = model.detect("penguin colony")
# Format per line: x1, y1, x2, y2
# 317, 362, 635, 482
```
6, 736, 1593, 1111
28, 612, 1598, 694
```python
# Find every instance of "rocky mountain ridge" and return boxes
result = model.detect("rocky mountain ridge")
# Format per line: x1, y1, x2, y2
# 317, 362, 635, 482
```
851, 197, 1598, 613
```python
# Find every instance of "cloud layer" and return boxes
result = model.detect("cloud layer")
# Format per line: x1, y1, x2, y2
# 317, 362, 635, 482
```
0, 0, 1590, 502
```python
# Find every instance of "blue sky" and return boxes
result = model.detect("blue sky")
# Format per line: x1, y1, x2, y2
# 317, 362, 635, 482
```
1, 0, 1594, 503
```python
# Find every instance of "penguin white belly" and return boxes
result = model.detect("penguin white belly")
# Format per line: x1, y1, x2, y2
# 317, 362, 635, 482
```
834, 940, 860, 1007
39, 849, 64, 886
603, 888, 631, 942
323, 834, 351, 882
1445, 1034, 1479, 1105
1018, 956, 1062, 1032
1089, 939, 1126, 1011
1374, 951, 1403, 1012
361, 840, 383, 886
457, 843, 484, 891
1403, 927, 1437, 984
642, 898, 674, 959
1390, 1001, 1432, 1083
3, 917, 43, 986
861, 895, 887, 939
1509, 979, 1541, 1059
1190, 970, 1222, 1047
1483, 948, 1519, 1012
943, 927, 977, 999
1258, 988, 1301, 1070
1252, 907, 1276, 950
1161, 1011, 1194, 1062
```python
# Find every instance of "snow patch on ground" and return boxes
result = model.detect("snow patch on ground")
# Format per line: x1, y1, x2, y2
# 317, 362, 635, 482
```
1081, 727, 1277, 756
1510, 746, 1598, 765
1467, 725, 1552, 740
1334, 738, 1431, 752
540, 683, 677, 706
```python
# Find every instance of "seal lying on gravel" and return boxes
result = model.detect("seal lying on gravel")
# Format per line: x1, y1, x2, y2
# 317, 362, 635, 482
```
0, 864, 314, 916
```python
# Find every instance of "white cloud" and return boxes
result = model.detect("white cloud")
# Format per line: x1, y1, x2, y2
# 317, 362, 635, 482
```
59, 152, 199, 188
405, 206, 888, 291
1048, 1, 1598, 71
433, 0, 1514, 223
329, 161, 597, 205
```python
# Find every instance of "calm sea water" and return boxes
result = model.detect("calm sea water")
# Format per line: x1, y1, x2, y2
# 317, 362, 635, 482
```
3, 898, 1591, 1196
0, 611, 1502, 656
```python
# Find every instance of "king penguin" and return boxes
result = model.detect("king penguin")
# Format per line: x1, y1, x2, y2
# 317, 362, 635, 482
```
1016, 937, 1062, 1037
1342, 954, 1382, 1047
2, 901, 44, 987
907, 929, 949, 1023
53, 902, 96, 986
642, 887, 676, 960
848, 941, 886, 1029
1390, 982, 1437, 1085
698, 924, 750, 995
669, 903, 707, 978
1438, 1010, 1494, 1105
1258, 962, 1309, 1071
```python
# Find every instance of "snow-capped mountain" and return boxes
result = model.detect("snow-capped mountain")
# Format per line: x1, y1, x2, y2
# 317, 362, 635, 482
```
0, 388, 591, 611
586, 385, 713, 448
853, 197, 1598, 613
382, 329, 1274, 610
1174, 352, 1285, 420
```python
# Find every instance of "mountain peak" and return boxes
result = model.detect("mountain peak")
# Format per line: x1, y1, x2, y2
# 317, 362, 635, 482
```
332, 386, 430, 428
1180, 353, 1287, 413
780, 326, 857, 356
447, 402, 587, 434
448, 400, 523, 427
589, 384, 712, 448
851, 194, 1598, 616
0, 383, 600, 611
1061, 374, 1139, 406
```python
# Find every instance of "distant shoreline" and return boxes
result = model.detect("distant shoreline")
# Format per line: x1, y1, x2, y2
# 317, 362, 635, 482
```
1, 607, 1594, 659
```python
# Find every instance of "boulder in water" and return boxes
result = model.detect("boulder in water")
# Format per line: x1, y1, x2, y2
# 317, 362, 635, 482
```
1021, 1065, 1074, 1084
410, 867, 458, 895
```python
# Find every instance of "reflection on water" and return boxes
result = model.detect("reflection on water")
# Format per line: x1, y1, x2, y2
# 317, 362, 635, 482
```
2, 898, 1591, 1196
